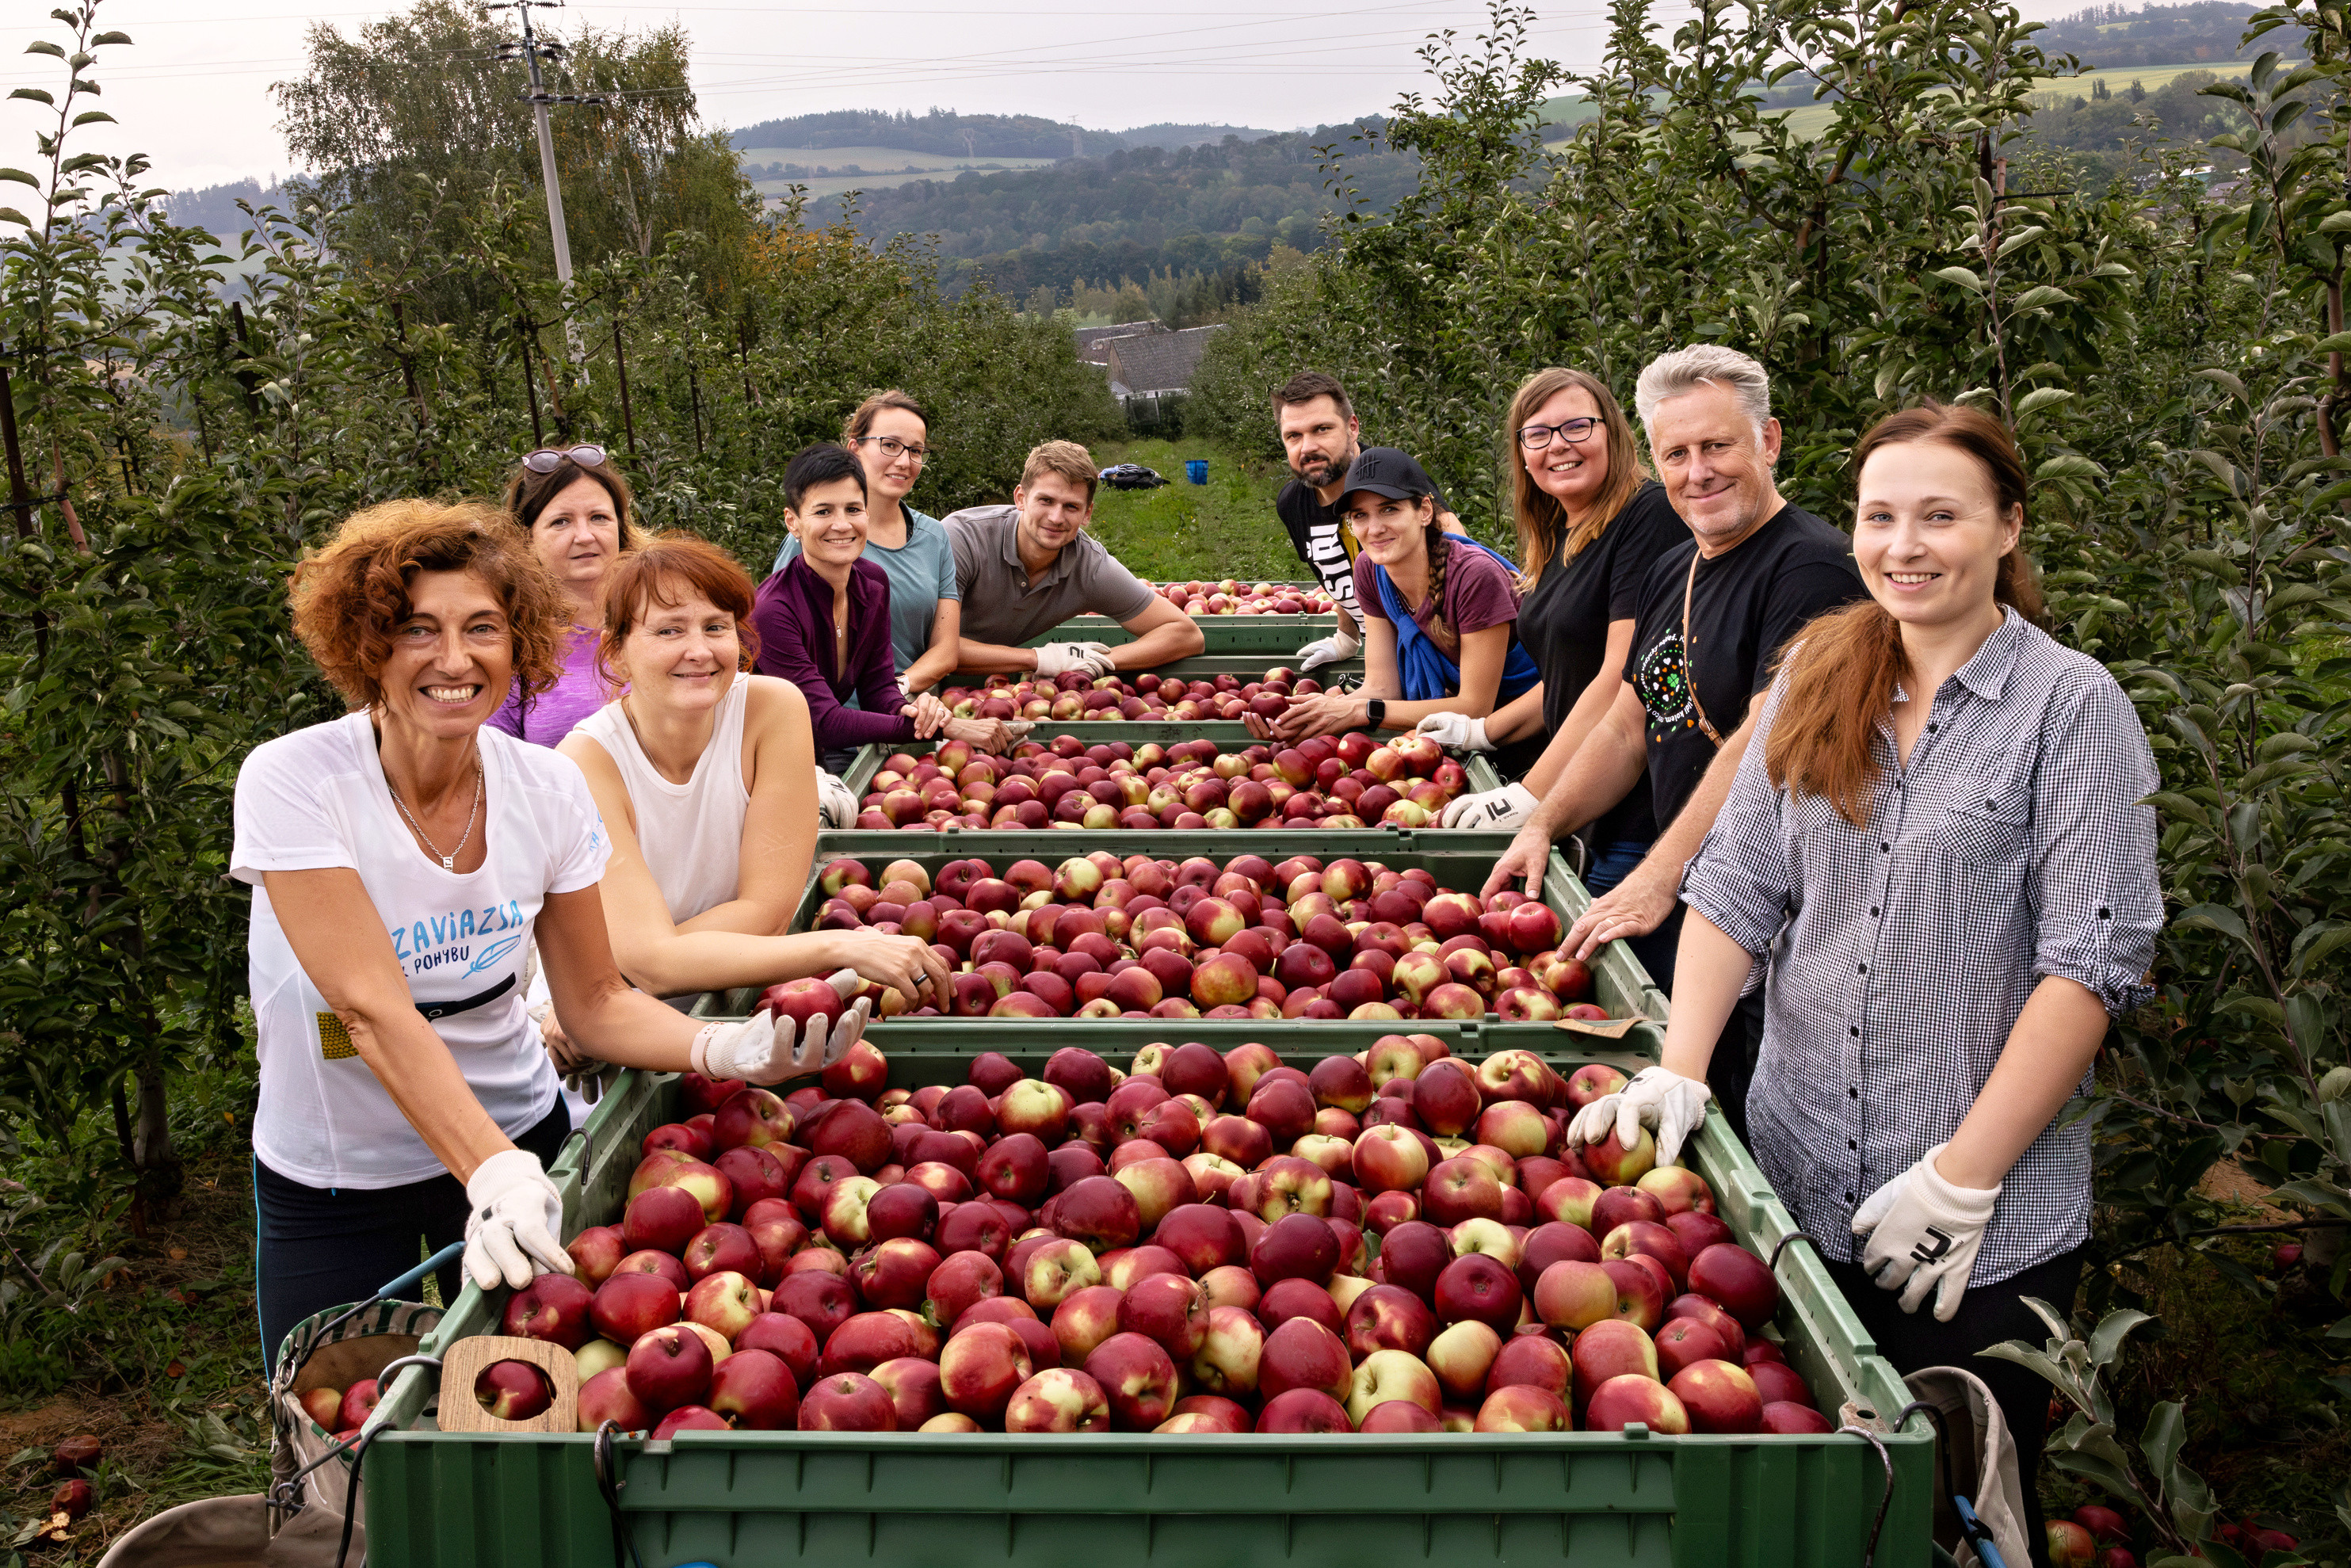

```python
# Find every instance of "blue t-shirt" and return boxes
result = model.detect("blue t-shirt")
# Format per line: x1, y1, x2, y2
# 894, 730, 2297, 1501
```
774, 506, 957, 679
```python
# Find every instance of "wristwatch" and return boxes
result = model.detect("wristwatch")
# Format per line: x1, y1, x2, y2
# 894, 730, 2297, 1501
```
1365, 699, 1387, 731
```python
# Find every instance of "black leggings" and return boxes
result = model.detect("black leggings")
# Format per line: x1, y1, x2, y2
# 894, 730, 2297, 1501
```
253, 1101, 572, 1375
1822, 1246, 2085, 1568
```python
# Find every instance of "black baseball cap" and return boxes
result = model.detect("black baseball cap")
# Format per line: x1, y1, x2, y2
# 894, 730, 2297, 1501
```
1337, 447, 1437, 508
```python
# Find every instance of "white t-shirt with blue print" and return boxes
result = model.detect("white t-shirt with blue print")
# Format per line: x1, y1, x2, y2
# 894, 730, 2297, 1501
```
231, 713, 610, 1189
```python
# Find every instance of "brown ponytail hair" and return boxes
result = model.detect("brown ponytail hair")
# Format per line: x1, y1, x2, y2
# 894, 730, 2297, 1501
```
1765, 401, 2044, 827
1506, 367, 1647, 591
1420, 498, 1453, 648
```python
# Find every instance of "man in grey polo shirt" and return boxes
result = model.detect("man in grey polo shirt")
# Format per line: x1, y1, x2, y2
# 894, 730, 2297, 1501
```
944, 439, 1205, 676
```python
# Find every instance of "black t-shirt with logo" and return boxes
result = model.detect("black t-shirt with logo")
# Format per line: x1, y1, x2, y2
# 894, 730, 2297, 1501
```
1516, 479, 1689, 849
1621, 501, 1863, 832
1276, 454, 1450, 615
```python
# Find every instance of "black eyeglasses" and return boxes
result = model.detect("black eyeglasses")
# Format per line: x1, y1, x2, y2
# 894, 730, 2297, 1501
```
521, 444, 608, 473
852, 434, 933, 463
1518, 418, 1601, 450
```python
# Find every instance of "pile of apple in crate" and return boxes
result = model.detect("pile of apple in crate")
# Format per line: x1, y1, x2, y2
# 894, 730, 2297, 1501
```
422, 1035, 1831, 1440
803, 851, 1605, 1024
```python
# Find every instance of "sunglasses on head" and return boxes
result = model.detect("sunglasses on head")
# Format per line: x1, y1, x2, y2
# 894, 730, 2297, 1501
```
521, 444, 608, 474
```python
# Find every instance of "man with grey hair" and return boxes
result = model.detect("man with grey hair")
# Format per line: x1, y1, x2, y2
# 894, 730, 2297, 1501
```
1483, 343, 1862, 1137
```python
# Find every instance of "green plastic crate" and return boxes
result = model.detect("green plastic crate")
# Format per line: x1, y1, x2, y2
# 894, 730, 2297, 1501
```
1025, 614, 1339, 654
842, 728, 1505, 802
947, 652, 1361, 687
369, 1038, 1930, 1566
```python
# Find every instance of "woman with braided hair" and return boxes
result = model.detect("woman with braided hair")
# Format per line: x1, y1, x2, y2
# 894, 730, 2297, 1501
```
1247, 448, 1541, 775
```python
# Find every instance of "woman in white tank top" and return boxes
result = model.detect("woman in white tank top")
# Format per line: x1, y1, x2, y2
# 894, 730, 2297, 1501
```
556, 534, 949, 1014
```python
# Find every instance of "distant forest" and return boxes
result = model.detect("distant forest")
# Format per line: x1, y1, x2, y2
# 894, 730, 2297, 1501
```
811, 124, 1418, 299
164, 177, 289, 238
2032, 1, 2277, 66
730, 109, 1274, 160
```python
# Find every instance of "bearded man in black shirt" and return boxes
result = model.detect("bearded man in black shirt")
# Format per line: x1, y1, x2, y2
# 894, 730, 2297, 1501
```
1271, 372, 1456, 671
1483, 344, 1864, 1134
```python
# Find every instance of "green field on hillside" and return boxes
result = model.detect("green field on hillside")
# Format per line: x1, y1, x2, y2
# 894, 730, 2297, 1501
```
740, 145, 1059, 202
1540, 59, 2257, 144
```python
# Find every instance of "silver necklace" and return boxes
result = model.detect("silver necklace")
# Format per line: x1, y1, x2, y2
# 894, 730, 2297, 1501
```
389, 750, 483, 871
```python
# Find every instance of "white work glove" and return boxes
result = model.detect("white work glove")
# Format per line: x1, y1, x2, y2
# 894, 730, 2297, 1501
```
695, 970, 872, 1084
1567, 1065, 1712, 1169
816, 769, 859, 830
1296, 626, 1361, 672
1440, 782, 1540, 830
1414, 712, 1495, 751
463, 1148, 571, 1291
1851, 1144, 2000, 1322
1033, 642, 1115, 678
1002, 720, 1036, 743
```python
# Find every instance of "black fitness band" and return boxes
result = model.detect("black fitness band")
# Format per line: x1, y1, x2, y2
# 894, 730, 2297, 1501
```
415, 972, 517, 1022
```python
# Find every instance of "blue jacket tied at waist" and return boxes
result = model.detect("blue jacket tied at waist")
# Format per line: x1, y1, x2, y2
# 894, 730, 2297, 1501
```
1372, 536, 1540, 704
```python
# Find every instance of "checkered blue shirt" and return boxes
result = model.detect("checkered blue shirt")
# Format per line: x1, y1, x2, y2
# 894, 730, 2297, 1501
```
1679, 610, 2161, 1284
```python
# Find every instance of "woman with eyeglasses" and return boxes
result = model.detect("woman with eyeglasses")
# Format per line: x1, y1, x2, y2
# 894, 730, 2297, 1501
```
773, 391, 961, 694
488, 444, 641, 747
1429, 372, 1688, 876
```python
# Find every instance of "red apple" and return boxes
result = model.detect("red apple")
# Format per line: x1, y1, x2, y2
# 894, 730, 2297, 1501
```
1759, 1401, 1834, 1434
1584, 1373, 1689, 1434
1687, 1243, 1780, 1330
1746, 1360, 1814, 1409
1667, 1358, 1764, 1434
937, 1322, 1033, 1421
1433, 1253, 1522, 1331
577, 1367, 651, 1434
1255, 1387, 1353, 1433
625, 1324, 714, 1415
1117, 1272, 1210, 1359
1258, 1316, 1353, 1404
1568, 1318, 1658, 1410
708, 1347, 800, 1430
1189, 1304, 1265, 1398
1665, 1295, 1748, 1365
737, 1313, 820, 1388
797, 1372, 898, 1431
1084, 1331, 1181, 1430
1654, 1316, 1729, 1379
1600, 1257, 1666, 1330
590, 1271, 681, 1346
1422, 1157, 1505, 1227
1474, 1384, 1571, 1433
1425, 1319, 1502, 1406
502, 1272, 594, 1351
1345, 1283, 1438, 1360
1003, 1368, 1113, 1433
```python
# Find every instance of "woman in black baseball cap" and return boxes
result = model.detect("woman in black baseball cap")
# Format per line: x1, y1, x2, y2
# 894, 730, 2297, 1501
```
1249, 448, 1542, 780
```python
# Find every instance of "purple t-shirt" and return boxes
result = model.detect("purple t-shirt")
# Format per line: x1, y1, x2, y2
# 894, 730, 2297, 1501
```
1353, 536, 1521, 655
487, 624, 615, 747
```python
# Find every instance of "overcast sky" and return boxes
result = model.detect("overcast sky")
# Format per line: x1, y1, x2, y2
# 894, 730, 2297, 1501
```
4, 0, 2090, 196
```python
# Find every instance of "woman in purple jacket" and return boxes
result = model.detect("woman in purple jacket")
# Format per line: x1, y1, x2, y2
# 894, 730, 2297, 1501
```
751, 444, 1010, 769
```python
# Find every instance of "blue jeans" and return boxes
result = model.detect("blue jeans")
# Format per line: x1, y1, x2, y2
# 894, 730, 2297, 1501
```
1582, 837, 1650, 898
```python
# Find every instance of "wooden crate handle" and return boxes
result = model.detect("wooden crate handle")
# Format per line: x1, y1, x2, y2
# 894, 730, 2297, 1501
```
435, 1334, 579, 1434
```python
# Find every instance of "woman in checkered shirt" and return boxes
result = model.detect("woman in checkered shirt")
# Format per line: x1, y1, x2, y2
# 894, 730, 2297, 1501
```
1571, 402, 2160, 1550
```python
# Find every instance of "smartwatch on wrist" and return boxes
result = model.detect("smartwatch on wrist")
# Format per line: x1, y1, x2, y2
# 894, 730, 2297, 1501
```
1365, 699, 1387, 731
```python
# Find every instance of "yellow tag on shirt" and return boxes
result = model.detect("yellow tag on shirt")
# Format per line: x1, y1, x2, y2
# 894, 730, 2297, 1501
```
317, 1011, 357, 1061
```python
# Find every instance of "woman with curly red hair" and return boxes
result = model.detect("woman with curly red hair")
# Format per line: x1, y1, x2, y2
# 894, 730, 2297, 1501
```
233, 499, 868, 1371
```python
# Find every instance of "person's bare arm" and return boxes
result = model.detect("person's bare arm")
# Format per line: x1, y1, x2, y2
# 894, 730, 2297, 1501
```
1482, 681, 1651, 894
900, 598, 961, 694
1512, 620, 1638, 796
261, 868, 536, 1184
1258, 623, 1515, 742
1557, 708, 1759, 959
1109, 594, 1206, 670
529, 885, 708, 1069
1657, 910, 1754, 1082
1479, 684, 1548, 746
955, 636, 1044, 673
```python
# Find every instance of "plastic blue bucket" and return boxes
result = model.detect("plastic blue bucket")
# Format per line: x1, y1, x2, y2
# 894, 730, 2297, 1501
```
1185, 459, 1208, 484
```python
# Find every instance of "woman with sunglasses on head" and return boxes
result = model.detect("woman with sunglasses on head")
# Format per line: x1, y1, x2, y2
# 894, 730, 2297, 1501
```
1246, 447, 1544, 778
550, 528, 949, 1061
1430, 372, 1689, 875
773, 391, 962, 696
1570, 404, 2158, 1558
235, 501, 860, 1372
488, 444, 642, 747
